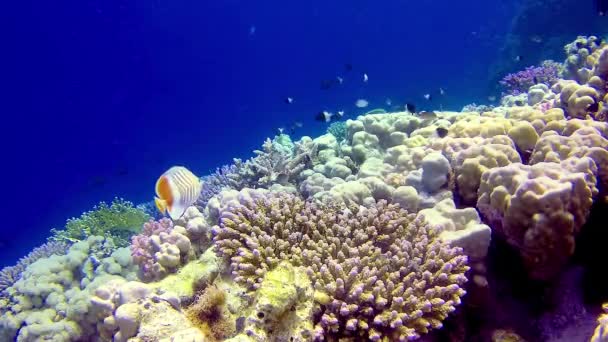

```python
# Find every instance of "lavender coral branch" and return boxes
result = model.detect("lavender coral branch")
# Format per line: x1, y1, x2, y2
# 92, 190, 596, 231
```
212, 192, 469, 340
500, 60, 561, 95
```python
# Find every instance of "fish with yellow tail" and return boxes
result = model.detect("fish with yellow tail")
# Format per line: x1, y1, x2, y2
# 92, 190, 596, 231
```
154, 166, 202, 220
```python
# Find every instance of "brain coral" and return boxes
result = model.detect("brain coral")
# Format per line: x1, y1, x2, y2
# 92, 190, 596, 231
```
213, 191, 469, 341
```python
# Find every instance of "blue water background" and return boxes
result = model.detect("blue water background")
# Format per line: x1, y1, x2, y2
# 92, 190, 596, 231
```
1, 0, 529, 266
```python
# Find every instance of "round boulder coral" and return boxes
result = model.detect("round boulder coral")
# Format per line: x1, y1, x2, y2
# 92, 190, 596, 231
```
213, 191, 469, 341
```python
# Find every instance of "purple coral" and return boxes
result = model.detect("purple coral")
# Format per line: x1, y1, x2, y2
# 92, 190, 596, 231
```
213, 192, 469, 341
500, 60, 561, 95
194, 164, 243, 211
130, 218, 174, 281
0, 241, 70, 298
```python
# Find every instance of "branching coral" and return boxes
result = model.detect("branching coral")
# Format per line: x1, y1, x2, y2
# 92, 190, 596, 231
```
232, 135, 317, 189
213, 191, 469, 341
327, 121, 347, 142
195, 164, 247, 211
50, 198, 150, 247
500, 60, 561, 95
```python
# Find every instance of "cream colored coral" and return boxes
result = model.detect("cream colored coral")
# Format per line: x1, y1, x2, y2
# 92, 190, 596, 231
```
508, 121, 539, 152
477, 158, 596, 280
556, 81, 599, 119
530, 127, 608, 194
453, 142, 522, 205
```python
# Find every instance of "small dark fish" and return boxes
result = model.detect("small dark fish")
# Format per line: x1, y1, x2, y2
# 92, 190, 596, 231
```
284, 97, 293, 104
533, 76, 539, 84
117, 168, 129, 176
405, 103, 416, 113
320, 79, 334, 90
436, 127, 449, 138
514, 55, 522, 62
588, 102, 600, 112
576, 41, 585, 49
345, 63, 353, 71
315, 110, 333, 122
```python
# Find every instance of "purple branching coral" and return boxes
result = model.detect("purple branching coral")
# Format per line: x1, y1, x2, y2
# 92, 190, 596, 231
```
500, 60, 561, 95
0, 241, 70, 298
212, 192, 469, 341
195, 164, 246, 211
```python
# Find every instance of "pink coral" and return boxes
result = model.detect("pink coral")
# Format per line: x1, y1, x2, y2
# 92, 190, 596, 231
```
131, 218, 174, 281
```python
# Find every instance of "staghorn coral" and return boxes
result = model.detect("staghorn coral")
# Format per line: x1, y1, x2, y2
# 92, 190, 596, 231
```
0, 241, 70, 299
233, 135, 317, 188
213, 191, 469, 341
50, 198, 150, 247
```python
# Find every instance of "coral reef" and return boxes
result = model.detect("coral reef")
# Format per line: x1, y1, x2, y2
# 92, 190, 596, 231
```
50, 198, 150, 247
0, 236, 136, 341
327, 121, 347, 142
213, 191, 469, 340
0, 241, 70, 299
232, 261, 314, 342
7, 32, 608, 342
131, 207, 209, 282
500, 60, 561, 95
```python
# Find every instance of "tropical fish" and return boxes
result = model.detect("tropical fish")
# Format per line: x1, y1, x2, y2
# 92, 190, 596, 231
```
439, 88, 445, 96
436, 127, 449, 138
336, 76, 344, 84
405, 103, 416, 113
424, 94, 432, 101
284, 97, 293, 104
514, 55, 523, 62
155, 166, 202, 220
355, 99, 369, 108
315, 110, 333, 122
363, 73, 369, 82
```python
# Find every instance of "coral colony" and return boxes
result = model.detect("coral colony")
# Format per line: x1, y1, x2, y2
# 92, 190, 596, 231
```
3, 35, 608, 341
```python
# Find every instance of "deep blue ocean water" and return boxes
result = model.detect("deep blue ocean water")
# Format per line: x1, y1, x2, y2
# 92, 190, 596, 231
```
2, 0, 601, 267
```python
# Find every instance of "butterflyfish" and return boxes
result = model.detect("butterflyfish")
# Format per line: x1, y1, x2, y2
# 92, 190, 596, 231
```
154, 166, 202, 220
